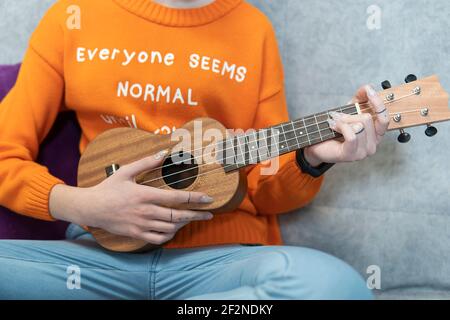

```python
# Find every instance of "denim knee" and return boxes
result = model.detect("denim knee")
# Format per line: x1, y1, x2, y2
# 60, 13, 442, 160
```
256, 246, 373, 300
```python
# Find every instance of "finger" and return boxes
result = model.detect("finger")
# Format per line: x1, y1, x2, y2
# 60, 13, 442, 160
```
339, 113, 378, 152
348, 122, 368, 160
137, 231, 174, 245
365, 85, 385, 113
118, 150, 168, 179
141, 188, 214, 206
353, 85, 389, 136
365, 85, 389, 136
328, 118, 359, 158
350, 123, 366, 135
171, 209, 214, 223
138, 219, 188, 234
340, 83, 389, 139
146, 206, 213, 223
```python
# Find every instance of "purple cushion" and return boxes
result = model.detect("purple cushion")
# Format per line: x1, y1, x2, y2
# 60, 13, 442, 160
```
0, 64, 81, 240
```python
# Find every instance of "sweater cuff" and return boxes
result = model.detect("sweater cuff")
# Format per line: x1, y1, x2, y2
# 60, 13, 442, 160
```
24, 172, 65, 221
295, 149, 335, 178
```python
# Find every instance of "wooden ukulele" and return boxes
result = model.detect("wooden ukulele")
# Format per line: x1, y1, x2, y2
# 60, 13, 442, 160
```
78, 74, 450, 252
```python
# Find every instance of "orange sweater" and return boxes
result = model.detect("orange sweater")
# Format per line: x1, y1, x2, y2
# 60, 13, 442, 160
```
0, 0, 323, 248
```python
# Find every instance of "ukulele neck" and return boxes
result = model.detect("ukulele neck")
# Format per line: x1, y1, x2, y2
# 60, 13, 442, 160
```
222, 103, 361, 172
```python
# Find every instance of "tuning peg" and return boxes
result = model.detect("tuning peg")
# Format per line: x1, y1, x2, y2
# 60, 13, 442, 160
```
405, 74, 417, 83
397, 129, 411, 143
425, 124, 438, 137
381, 80, 391, 90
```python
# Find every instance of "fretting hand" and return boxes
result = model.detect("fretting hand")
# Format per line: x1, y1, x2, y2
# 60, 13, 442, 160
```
304, 85, 389, 166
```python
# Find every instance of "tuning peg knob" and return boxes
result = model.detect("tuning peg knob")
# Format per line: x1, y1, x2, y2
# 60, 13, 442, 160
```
381, 80, 392, 90
425, 125, 438, 137
405, 74, 417, 83
397, 129, 411, 143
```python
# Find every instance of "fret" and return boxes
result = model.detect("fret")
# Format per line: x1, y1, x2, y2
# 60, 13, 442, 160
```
254, 130, 261, 163
270, 126, 286, 155
282, 122, 299, 151
301, 118, 311, 146
338, 104, 358, 116
270, 127, 282, 156
222, 103, 358, 173
317, 112, 335, 139
292, 119, 308, 148
243, 134, 252, 164
290, 121, 301, 148
303, 116, 321, 143
258, 128, 270, 162
278, 125, 289, 153
245, 130, 259, 164
313, 114, 323, 141
226, 137, 238, 169
235, 134, 247, 165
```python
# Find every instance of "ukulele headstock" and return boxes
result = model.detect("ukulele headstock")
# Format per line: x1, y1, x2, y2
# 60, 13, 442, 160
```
363, 74, 450, 143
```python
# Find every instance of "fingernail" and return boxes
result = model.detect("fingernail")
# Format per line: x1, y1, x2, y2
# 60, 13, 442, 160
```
329, 111, 343, 120
206, 213, 214, 219
154, 150, 168, 160
327, 119, 337, 129
353, 123, 364, 132
200, 195, 214, 203
366, 85, 377, 97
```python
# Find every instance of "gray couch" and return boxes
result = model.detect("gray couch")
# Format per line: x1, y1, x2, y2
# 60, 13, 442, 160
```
1, 0, 450, 299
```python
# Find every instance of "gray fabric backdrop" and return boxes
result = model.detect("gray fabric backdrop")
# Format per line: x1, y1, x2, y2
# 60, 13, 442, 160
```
1, 0, 450, 299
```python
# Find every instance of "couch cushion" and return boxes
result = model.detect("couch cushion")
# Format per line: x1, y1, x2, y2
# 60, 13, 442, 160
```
0, 64, 81, 239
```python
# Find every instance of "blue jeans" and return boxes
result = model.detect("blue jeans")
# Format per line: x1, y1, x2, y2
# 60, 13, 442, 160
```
0, 224, 372, 299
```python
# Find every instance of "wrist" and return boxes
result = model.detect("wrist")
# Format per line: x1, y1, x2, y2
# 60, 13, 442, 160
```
296, 148, 335, 178
303, 147, 322, 167
49, 184, 91, 225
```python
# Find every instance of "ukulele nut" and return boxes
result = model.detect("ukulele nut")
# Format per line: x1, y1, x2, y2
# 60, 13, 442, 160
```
420, 108, 429, 117
386, 93, 395, 101
413, 86, 421, 95
393, 114, 402, 123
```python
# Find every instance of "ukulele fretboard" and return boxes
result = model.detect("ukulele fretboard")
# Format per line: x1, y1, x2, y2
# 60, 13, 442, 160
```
220, 103, 359, 172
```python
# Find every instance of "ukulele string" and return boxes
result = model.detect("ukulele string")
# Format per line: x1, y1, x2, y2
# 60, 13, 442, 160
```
150, 100, 450, 190
138, 109, 387, 188
139, 129, 339, 190
137, 91, 419, 186
141, 101, 430, 189
137, 104, 365, 178
148, 104, 418, 190
137, 107, 358, 186
137, 103, 393, 186
152, 90, 416, 178
142, 94, 412, 179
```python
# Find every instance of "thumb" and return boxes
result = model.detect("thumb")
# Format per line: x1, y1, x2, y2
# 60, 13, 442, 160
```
118, 150, 168, 179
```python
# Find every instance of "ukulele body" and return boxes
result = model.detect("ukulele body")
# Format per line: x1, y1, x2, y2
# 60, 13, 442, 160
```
77, 117, 247, 252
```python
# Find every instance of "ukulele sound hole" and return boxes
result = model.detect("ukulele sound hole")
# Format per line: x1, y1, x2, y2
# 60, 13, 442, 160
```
162, 151, 199, 190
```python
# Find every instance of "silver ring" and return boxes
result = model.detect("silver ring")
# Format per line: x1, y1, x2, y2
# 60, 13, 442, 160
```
355, 127, 365, 135
375, 108, 387, 114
